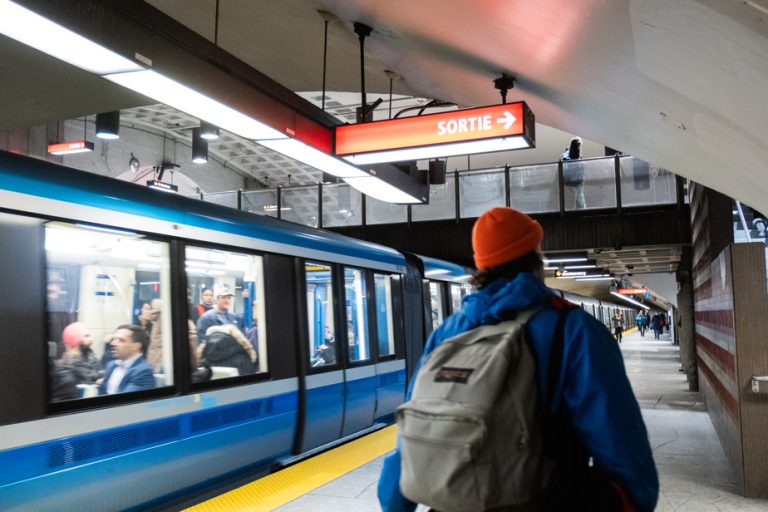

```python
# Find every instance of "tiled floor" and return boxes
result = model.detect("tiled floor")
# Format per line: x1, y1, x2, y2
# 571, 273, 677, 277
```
276, 330, 768, 511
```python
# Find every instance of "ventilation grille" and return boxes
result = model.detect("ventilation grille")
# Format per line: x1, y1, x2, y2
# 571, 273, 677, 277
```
48, 420, 180, 468
190, 398, 268, 433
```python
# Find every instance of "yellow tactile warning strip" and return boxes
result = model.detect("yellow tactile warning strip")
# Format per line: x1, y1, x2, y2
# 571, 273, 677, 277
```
185, 425, 398, 512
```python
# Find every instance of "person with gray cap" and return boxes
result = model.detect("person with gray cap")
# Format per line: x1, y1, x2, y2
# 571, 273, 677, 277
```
196, 287, 243, 343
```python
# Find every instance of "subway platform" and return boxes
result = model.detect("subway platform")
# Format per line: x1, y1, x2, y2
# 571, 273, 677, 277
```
187, 329, 768, 511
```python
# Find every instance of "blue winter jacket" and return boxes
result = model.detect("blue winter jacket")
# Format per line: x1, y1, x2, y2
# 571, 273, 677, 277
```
378, 272, 658, 512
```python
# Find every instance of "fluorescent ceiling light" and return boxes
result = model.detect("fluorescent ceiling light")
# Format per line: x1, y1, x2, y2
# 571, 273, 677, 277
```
544, 257, 588, 264
611, 291, 650, 309
545, 264, 596, 271
104, 70, 288, 141
48, 140, 94, 155
0, 0, 143, 75
257, 138, 369, 179
342, 137, 530, 165
575, 276, 613, 281
344, 176, 424, 204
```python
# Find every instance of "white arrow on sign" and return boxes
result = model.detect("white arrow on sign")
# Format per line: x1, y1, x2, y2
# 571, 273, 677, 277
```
496, 111, 517, 130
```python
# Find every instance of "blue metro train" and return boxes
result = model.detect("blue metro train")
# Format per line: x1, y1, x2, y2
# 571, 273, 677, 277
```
0, 150, 634, 510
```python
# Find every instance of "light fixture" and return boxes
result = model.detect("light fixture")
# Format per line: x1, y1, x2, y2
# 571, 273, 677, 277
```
199, 120, 220, 140
344, 176, 425, 204
47, 140, 94, 155
129, 153, 140, 172
335, 102, 534, 164
95, 111, 120, 139
257, 138, 370, 179
544, 257, 588, 264
575, 275, 613, 281
192, 127, 208, 164
104, 70, 288, 141
0, 0, 143, 75
545, 264, 596, 271
429, 159, 447, 185
611, 291, 650, 309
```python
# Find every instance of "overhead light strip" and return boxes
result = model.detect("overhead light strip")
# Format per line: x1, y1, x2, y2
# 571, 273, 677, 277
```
611, 291, 650, 309
0, 0, 143, 75
48, 141, 94, 155
345, 176, 424, 204
258, 138, 370, 179
104, 70, 288, 141
342, 137, 530, 165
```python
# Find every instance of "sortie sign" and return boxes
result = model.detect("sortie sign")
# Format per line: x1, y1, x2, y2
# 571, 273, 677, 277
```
616, 288, 648, 295
335, 102, 529, 156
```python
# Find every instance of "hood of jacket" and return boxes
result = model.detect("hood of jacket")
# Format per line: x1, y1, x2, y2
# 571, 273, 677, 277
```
458, 272, 551, 329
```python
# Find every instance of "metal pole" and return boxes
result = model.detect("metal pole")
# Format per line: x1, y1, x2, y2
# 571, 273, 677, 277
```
504, 165, 511, 207
276, 187, 282, 220
614, 154, 622, 214
558, 160, 565, 216
454, 170, 461, 222
317, 183, 323, 228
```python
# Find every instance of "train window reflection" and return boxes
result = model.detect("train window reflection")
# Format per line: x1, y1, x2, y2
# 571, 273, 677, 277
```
374, 274, 395, 357
306, 262, 337, 368
187, 246, 266, 380
45, 222, 172, 401
429, 282, 444, 329
345, 268, 370, 362
449, 284, 464, 314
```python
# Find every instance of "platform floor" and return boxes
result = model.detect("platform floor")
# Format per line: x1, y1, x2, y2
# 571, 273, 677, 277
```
192, 329, 768, 511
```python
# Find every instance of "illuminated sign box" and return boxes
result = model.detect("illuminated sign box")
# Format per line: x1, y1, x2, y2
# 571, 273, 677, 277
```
616, 288, 648, 295
335, 102, 535, 164
147, 180, 178, 192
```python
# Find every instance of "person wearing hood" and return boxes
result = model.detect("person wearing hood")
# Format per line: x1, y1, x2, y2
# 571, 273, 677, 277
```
378, 207, 658, 512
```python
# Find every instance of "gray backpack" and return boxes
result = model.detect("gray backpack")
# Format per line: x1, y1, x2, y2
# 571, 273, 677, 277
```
397, 307, 554, 512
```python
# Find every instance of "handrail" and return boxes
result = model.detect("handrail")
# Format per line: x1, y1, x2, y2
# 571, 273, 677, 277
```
195, 155, 679, 229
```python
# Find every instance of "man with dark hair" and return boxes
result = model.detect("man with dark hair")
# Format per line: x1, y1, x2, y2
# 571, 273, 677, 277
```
98, 324, 155, 395
378, 207, 658, 512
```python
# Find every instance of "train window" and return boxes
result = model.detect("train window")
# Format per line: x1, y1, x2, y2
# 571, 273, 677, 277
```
45, 222, 172, 401
374, 273, 395, 357
449, 284, 463, 313
429, 282, 444, 329
187, 246, 266, 379
344, 267, 370, 362
306, 262, 337, 368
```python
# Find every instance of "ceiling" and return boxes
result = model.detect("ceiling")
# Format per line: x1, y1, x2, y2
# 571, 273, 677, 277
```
6, 0, 764, 304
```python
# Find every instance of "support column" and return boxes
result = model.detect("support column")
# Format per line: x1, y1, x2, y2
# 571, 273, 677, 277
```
676, 250, 698, 391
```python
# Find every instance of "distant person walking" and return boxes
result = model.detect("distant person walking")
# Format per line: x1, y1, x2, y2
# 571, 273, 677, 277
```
562, 137, 586, 209
636, 311, 647, 336
650, 312, 664, 340
613, 312, 624, 342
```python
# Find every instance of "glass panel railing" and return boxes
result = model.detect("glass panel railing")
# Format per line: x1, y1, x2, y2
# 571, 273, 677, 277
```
510, 163, 559, 214
459, 168, 506, 219
322, 183, 363, 227
242, 189, 278, 218
203, 191, 238, 209
367, 196, 407, 225
564, 157, 616, 211
619, 156, 676, 207
412, 174, 456, 222
281, 186, 319, 227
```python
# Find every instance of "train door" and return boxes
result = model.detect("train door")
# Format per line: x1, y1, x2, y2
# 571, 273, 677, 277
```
372, 272, 406, 423
339, 267, 377, 437
300, 262, 344, 451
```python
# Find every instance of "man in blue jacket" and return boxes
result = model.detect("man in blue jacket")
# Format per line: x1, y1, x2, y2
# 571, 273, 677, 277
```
99, 324, 155, 395
378, 207, 658, 511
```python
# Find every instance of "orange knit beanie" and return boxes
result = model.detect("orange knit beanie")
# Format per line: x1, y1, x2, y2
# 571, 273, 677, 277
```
472, 207, 543, 269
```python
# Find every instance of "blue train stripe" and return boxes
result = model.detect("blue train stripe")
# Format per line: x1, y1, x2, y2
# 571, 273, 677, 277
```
0, 151, 406, 268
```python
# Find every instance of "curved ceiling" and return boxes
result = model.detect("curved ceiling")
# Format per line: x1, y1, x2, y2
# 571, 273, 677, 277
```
147, 0, 768, 216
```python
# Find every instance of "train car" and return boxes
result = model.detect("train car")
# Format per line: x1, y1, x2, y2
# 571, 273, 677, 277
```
0, 149, 640, 510
0, 150, 423, 511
